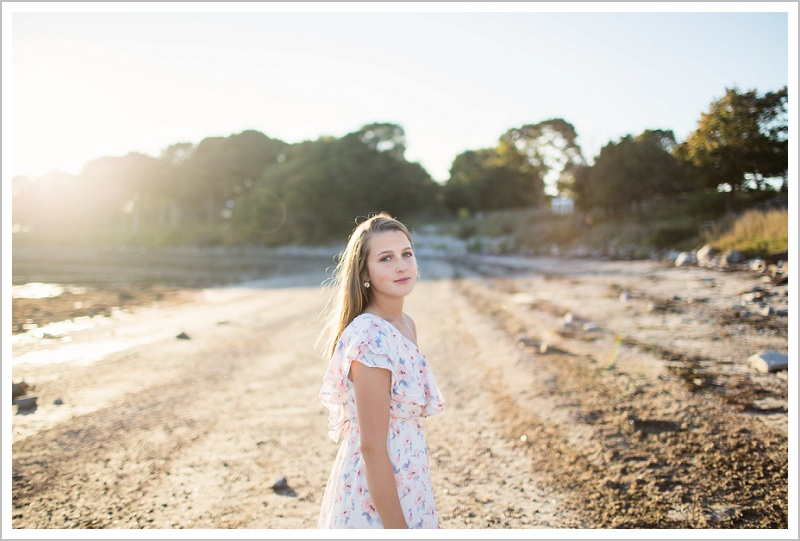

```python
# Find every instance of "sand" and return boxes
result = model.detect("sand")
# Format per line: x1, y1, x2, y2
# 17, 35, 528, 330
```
7, 248, 792, 533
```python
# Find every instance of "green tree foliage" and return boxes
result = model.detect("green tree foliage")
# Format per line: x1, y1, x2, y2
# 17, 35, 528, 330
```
18, 88, 784, 249
173, 130, 290, 225
233, 123, 441, 245
160, 142, 196, 166
443, 149, 540, 213
442, 150, 485, 213
564, 130, 689, 218
632, 130, 692, 198
357, 122, 407, 160
13, 125, 441, 247
674, 86, 788, 212
443, 119, 585, 214
499, 119, 585, 196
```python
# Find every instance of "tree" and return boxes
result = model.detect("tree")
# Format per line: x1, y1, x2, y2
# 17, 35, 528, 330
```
499, 119, 586, 196
160, 142, 196, 166
235, 123, 440, 245
175, 130, 289, 225
443, 119, 585, 214
353, 122, 407, 160
562, 130, 690, 218
674, 86, 788, 212
443, 148, 540, 213
633, 130, 691, 198
442, 150, 485, 213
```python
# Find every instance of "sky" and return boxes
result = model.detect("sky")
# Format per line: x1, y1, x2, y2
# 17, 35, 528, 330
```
3, 2, 796, 193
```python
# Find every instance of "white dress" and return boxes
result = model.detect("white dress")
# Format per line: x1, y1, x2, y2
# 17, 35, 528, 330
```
317, 313, 446, 528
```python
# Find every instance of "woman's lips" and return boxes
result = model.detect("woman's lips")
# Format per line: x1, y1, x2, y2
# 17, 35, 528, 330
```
395, 277, 411, 283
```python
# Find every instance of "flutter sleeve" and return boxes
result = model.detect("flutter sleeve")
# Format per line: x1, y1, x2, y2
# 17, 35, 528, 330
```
319, 317, 395, 442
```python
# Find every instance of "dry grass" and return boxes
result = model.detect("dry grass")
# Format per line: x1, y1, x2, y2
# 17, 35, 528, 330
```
709, 208, 789, 257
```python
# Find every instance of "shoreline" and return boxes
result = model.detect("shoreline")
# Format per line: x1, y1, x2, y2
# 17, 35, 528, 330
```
11, 246, 337, 337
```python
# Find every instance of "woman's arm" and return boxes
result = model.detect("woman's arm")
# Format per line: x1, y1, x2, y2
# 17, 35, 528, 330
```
350, 361, 408, 528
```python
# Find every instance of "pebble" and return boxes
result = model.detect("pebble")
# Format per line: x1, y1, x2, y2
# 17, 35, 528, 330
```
748, 350, 788, 373
271, 476, 289, 491
16, 396, 38, 413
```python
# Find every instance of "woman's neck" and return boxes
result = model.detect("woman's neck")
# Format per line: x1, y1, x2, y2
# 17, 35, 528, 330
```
364, 297, 404, 323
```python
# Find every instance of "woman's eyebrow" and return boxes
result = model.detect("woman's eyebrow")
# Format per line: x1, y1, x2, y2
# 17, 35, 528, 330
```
376, 246, 412, 257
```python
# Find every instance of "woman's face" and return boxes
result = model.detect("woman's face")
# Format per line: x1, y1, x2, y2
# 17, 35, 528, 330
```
363, 230, 417, 299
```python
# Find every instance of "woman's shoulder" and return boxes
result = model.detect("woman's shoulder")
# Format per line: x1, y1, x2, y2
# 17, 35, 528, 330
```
337, 314, 397, 364
353, 312, 410, 336
356, 312, 420, 351
341, 313, 381, 342
345, 313, 407, 347
348, 312, 375, 331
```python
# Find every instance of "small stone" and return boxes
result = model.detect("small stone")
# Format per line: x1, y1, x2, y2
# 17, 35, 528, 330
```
12, 381, 29, 400
16, 396, 38, 414
723, 250, 744, 265
271, 476, 289, 491
517, 335, 536, 348
54, 398, 64, 406
756, 305, 773, 316
176, 332, 191, 340
697, 244, 717, 265
674, 252, 695, 267
748, 350, 788, 373
748, 258, 766, 272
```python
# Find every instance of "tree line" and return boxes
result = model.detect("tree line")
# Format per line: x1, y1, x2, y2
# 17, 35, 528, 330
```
11, 86, 788, 247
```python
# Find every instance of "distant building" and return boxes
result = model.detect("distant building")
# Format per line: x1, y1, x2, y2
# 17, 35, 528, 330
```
550, 196, 574, 215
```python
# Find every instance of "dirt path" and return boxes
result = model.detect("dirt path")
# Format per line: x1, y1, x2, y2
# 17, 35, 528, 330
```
8, 254, 792, 531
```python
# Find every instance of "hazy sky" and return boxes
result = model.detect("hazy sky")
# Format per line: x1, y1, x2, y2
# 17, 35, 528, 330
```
4, 3, 795, 187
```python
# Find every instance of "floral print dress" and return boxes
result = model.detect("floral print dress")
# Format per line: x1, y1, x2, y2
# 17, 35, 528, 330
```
318, 313, 446, 529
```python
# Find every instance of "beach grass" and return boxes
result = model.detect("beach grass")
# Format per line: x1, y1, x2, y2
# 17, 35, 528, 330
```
705, 208, 789, 258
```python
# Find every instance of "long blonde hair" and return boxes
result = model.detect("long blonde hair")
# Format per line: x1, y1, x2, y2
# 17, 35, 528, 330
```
319, 212, 414, 358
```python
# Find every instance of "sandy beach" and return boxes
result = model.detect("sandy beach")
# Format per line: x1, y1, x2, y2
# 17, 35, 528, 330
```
8, 247, 791, 532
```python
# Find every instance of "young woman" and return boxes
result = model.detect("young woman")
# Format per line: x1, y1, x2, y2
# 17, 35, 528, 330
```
317, 213, 445, 529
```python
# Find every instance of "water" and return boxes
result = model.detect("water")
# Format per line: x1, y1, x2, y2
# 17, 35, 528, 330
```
12, 282, 87, 299
12, 336, 160, 366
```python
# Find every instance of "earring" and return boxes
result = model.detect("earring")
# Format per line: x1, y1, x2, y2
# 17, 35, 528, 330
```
364, 281, 370, 288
